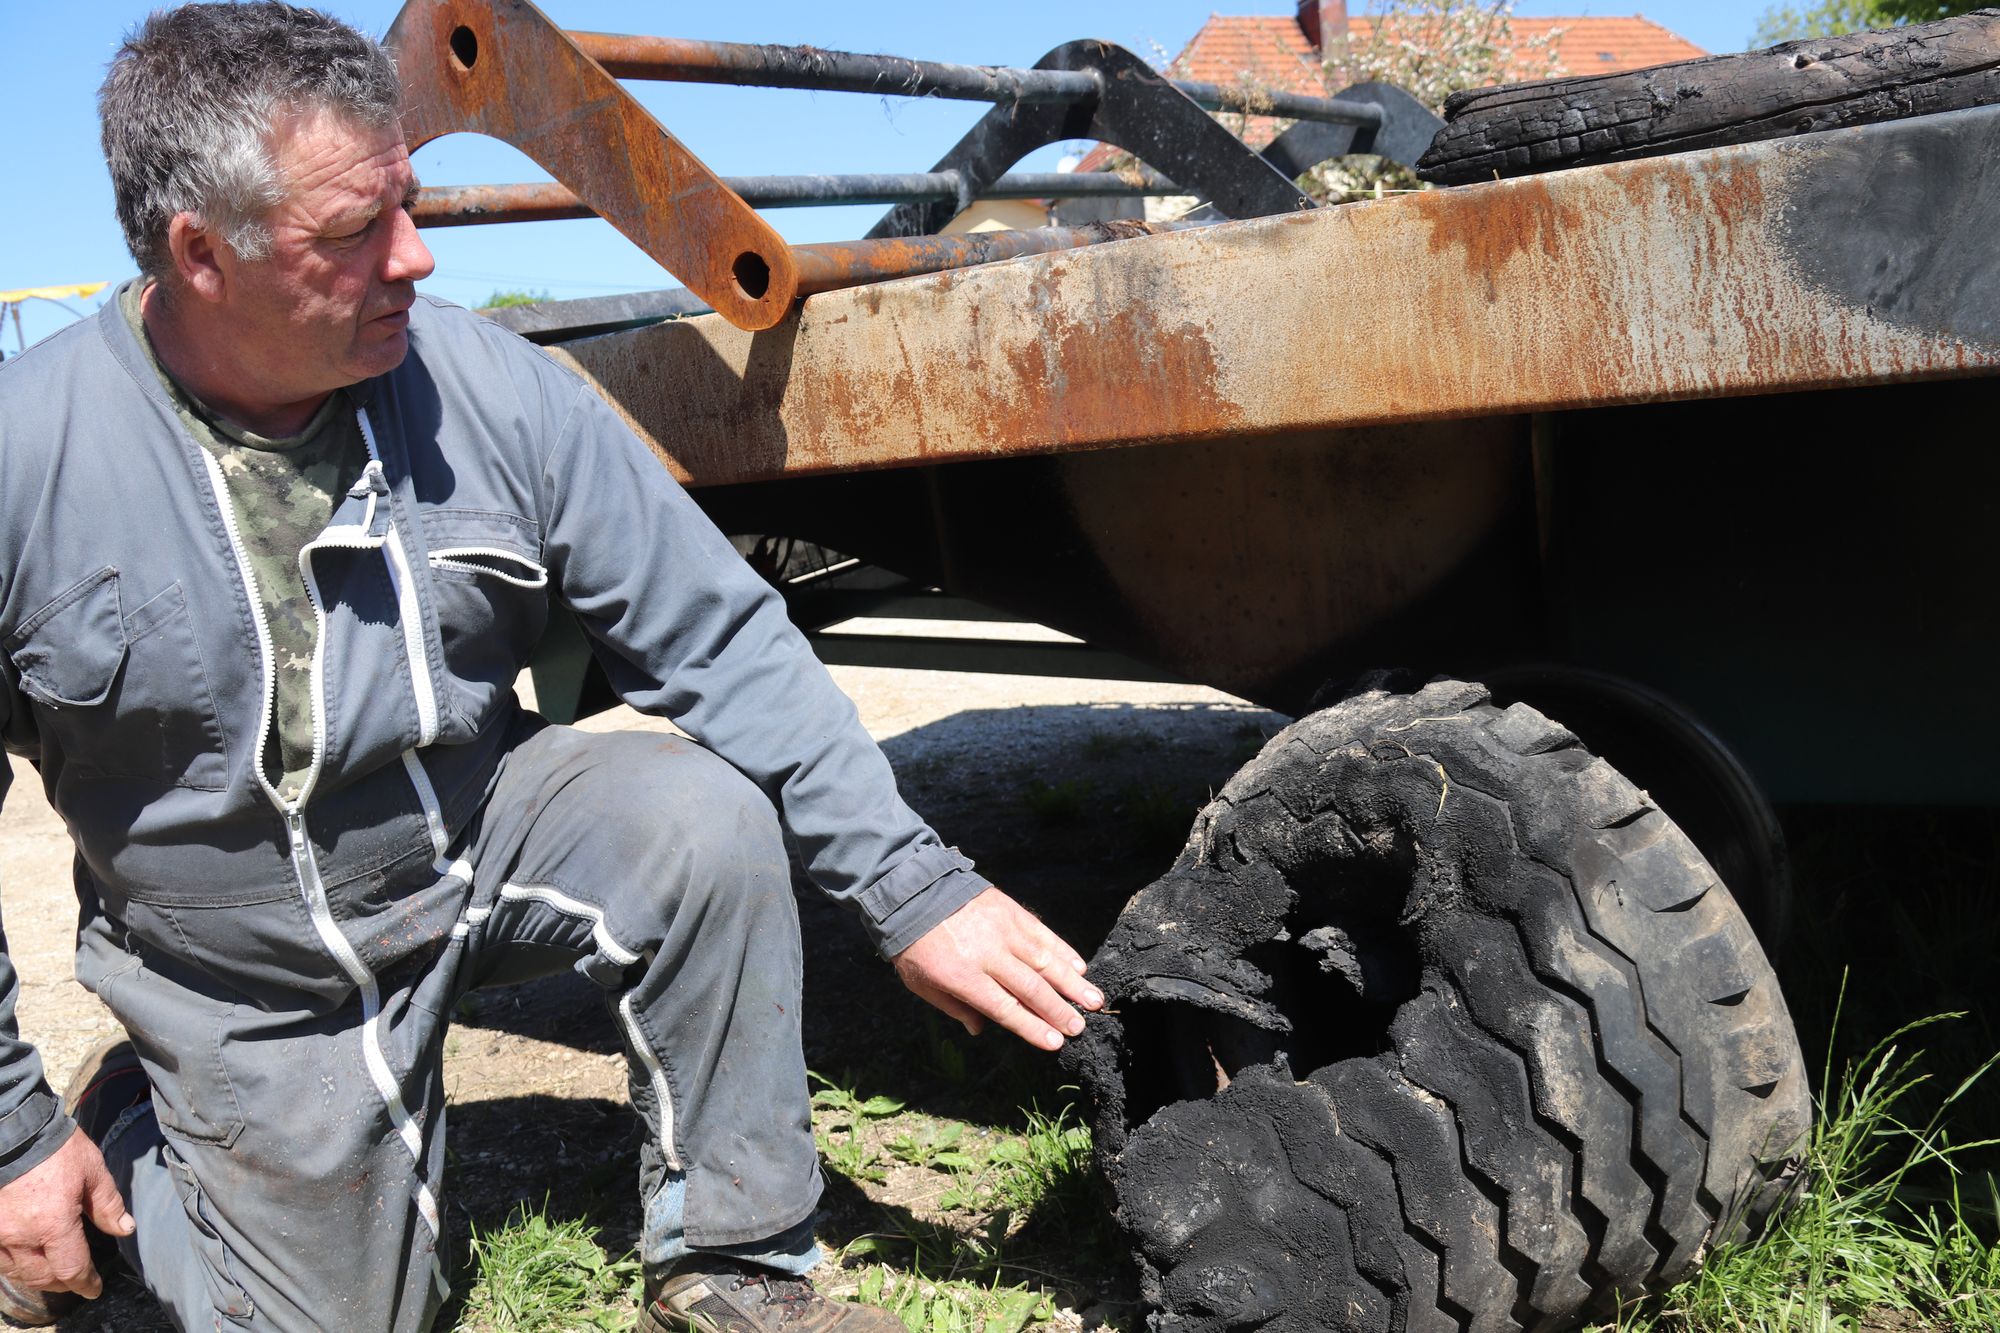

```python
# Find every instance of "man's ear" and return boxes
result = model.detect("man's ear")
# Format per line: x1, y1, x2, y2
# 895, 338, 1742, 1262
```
166, 214, 229, 305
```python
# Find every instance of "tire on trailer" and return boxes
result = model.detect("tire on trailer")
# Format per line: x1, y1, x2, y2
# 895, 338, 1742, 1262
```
1061, 678, 1811, 1333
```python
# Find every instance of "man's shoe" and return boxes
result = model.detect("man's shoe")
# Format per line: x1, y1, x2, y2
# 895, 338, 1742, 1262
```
0, 1272, 69, 1329
0, 1040, 151, 1327
642, 1260, 901, 1333
62, 1039, 150, 1143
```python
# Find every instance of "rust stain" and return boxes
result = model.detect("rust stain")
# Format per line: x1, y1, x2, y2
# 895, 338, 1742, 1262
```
991, 265, 1246, 451
1409, 174, 1579, 289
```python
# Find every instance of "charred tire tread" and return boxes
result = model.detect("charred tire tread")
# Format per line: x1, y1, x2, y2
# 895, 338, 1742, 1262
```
1068, 680, 1811, 1332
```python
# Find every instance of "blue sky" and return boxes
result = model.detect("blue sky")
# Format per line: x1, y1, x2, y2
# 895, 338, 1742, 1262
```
4, 0, 1769, 349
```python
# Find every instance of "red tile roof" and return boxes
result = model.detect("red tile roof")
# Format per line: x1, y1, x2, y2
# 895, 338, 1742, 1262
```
1071, 11, 1705, 170
1351, 15, 1707, 77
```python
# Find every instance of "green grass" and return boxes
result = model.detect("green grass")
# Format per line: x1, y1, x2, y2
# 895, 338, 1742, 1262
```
1017, 779, 1090, 826
1596, 1005, 2000, 1333
810, 1071, 906, 1183
847, 1266, 1052, 1333
458, 1205, 639, 1332
887, 1120, 977, 1172
1118, 782, 1197, 859
936, 1105, 1094, 1222
446, 1012, 2000, 1333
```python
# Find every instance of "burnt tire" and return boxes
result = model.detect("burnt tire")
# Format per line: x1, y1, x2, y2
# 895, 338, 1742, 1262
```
1062, 678, 1810, 1333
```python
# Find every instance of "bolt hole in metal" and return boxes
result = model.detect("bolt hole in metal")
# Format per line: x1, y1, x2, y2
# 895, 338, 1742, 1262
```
449, 25, 479, 70
732, 251, 772, 301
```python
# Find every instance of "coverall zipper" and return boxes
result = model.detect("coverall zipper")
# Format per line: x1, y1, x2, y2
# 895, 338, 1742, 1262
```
198, 418, 452, 1300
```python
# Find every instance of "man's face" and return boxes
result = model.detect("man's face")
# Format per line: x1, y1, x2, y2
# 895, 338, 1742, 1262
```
212, 108, 435, 398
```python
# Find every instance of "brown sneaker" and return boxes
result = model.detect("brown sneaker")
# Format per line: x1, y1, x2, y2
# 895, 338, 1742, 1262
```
62, 1038, 150, 1141
0, 1040, 151, 1326
0, 1272, 69, 1328
641, 1261, 901, 1333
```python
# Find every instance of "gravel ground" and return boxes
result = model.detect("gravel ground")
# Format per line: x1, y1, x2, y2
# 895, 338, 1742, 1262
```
0, 634, 1283, 1329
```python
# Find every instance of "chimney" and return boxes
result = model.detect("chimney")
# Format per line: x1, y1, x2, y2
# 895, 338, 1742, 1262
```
1296, 0, 1350, 52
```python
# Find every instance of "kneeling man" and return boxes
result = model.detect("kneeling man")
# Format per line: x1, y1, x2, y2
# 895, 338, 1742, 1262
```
0, 5, 1099, 1330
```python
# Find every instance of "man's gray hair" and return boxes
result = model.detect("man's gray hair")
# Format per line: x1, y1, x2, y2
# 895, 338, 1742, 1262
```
99, 2, 402, 281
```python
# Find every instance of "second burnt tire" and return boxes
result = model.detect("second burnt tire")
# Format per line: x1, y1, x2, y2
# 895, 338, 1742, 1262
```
1061, 678, 1812, 1333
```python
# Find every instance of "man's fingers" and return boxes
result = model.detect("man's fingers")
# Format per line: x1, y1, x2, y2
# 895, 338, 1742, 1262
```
1015, 915, 1094, 987
0, 1246, 51, 1293
893, 886, 1104, 1049
1028, 948, 1104, 1012
1011, 920, 1102, 1012
38, 1227, 100, 1299
920, 983, 987, 1036
992, 956, 1086, 1038
964, 974, 1066, 1051
82, 1157, 135, 1238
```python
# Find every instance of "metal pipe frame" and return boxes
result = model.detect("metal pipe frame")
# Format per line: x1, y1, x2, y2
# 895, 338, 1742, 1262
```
412, 169, 1182, 227
566, 31, 1384, 129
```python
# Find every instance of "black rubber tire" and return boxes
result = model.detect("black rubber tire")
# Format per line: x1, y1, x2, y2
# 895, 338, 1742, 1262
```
1416, 12, 2000, 186
1062, 678, 1810, 1333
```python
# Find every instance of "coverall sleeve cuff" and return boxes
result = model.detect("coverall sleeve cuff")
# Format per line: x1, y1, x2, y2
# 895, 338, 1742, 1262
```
0, 1092, 74, 1190
867, 852, 994, 959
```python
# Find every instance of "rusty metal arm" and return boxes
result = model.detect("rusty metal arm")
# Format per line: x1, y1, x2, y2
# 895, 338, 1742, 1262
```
388, 0, 799, 330
388, 0, 1303, 325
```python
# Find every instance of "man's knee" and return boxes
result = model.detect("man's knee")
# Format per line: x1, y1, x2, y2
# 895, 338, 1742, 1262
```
595, 733, 790, 905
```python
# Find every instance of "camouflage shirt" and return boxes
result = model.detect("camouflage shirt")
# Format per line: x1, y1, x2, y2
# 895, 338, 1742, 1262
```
120, 283, 369, 802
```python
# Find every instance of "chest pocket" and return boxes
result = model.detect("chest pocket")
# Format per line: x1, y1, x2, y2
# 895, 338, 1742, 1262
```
6, 568, 231, 790
418, 509, 550, 734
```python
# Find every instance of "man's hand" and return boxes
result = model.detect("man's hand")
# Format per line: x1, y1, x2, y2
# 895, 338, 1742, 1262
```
891, 887, 1104, 1051
0, 1128, 135, 1300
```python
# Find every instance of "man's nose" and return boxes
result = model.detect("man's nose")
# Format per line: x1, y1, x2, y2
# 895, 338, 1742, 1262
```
384, 205, 436, 284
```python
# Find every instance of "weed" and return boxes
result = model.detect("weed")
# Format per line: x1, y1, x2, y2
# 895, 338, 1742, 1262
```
811, 1071, 905, 1183
1080, 729, 1133, 761
1230, 720, 1274, 763
1602, 1003, 2000, 1332
460, 1205, 638, 1332
939, 1106, 1093, 1221
1019, 779, 1090, 827
1120, 783, 1195, 859
920, 1015, 969, 1088
849, 1265, 1051, 1333
888, 1120, 977, 1172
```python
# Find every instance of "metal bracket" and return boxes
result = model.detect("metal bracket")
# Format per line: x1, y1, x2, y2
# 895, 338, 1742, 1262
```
1260, 81, 1445, 177
387, 0, 800, 330
869, 40, 1314, 238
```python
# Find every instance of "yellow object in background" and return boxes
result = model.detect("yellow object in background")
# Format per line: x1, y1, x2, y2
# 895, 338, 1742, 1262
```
0, 282, 109, 303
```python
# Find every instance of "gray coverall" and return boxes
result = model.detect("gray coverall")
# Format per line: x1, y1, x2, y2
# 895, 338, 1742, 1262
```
0, 288, 990, 1331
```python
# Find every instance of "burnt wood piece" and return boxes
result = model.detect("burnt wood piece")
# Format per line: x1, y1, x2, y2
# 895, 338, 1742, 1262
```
1419, 9, 2000, 184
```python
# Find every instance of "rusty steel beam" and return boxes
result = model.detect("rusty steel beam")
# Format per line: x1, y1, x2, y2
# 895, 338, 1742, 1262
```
546, 107, 2000, 489
387, 0, 799, 330
565, 31, 1383, 128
